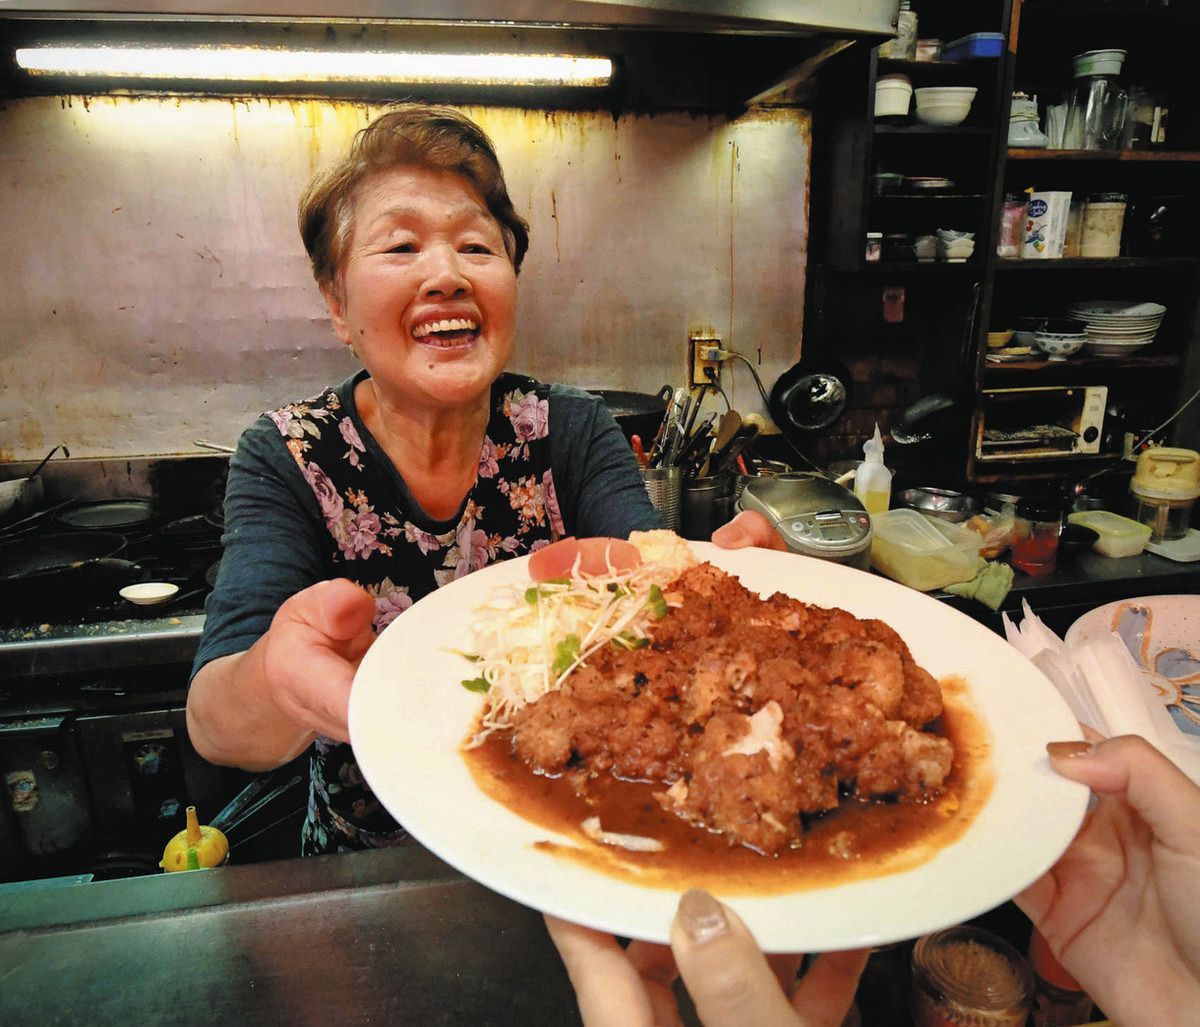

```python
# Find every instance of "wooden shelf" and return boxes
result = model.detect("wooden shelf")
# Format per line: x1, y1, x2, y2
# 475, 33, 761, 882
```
876, 124, 992, 136
877, 58, 997, 75
995, 257, 1197, 270
1007, 148, 1200, 162
871, 193, 986, 201
983, 355, 1181, 372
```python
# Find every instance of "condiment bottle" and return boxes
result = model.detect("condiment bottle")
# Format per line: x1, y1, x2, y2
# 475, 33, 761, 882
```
1027, 928, 1095, 1026
854, 423, 892, 516
910, 925, 1035, 1027
1011, 496, 1063, 576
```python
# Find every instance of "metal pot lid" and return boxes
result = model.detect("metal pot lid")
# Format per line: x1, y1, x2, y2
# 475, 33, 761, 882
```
53, 499, 163, 531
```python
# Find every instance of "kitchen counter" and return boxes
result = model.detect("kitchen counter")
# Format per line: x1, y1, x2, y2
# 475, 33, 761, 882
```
0, 844, 582, 1025
1, 553, 1196, 681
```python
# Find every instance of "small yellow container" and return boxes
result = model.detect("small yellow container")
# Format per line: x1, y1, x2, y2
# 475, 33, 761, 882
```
1067, 510, 1152, 557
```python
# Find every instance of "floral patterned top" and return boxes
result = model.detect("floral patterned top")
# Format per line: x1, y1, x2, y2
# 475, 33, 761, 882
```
192, 368, 660, 856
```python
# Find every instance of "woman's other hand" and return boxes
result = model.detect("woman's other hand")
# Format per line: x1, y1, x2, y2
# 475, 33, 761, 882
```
546, 889, 867, 1027
1016, 735, 1200, 1024
711, 510, 789, 552
188, 579, 376, 769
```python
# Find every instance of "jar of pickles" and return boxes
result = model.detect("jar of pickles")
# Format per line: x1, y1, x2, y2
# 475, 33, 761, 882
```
911, 926, 1035, 1027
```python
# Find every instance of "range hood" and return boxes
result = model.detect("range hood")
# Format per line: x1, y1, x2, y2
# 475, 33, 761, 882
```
0, 0, 897, 108
0, 1, 899, 37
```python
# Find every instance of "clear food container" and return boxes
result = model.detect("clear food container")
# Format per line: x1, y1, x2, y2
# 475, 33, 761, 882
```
1067, 510, 1152, 557
870, 509, 982, 591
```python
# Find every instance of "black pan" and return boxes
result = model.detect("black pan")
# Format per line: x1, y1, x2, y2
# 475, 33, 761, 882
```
53, 499, 163, 531
0, 532, 141, 621
592, 386, 673, 443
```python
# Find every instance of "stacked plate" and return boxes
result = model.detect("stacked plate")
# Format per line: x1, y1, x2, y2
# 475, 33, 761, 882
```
1067, 300, 1166, 357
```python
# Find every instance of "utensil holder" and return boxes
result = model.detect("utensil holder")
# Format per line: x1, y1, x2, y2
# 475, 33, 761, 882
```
681, 473, 733, 541
641, 467, 682, 531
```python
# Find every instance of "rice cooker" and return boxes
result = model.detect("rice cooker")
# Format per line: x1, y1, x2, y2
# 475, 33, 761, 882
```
736, 473, 873, 569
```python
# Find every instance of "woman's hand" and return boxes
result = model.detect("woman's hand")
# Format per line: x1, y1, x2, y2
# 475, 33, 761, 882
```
546, 889, 868, 1027
1016, 735, 1200, 1024
255, 578, 377, 743
188, 578, 376, 769
711, 510, 789, 552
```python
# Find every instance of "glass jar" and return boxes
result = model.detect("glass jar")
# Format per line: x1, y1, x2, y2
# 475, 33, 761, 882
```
865, 231, 883, 262
911, 926, 1034, 1027
1062, 201, 1086, 258
997, 194, 1026, 258
1011, 497, 1063, 575
1080, 193, 1127, 258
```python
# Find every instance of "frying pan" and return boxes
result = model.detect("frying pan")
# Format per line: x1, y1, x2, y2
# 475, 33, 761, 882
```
53, 498, 163, 531
591, 387, 673, 443
0, 531, 141, 620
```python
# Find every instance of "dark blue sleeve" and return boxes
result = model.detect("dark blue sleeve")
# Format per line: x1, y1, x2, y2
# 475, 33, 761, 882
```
548, 385, 664, 539
189, 418, 327, 681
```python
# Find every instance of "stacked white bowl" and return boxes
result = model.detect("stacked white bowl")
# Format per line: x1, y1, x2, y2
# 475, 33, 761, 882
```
914, 86, 978, 126
936, 229, 975, 262
1067, 300, 1167, 357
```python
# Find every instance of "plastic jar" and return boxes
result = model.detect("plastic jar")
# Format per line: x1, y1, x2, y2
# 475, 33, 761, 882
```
1129, 446, 1200, 541
997, 194, 1026, 258
911, 926, 1035, 1027
1080, 193, 1127, 258
1011, 496, 1063, 575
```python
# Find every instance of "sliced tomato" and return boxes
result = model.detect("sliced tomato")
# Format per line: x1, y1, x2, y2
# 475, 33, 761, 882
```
528, 536, 641, 581
528, 537, 579, 582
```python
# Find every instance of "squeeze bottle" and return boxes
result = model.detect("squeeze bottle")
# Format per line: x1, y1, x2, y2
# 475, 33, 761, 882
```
854, 423, 892, 515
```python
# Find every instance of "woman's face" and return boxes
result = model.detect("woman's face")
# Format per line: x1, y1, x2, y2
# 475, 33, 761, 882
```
324, 165, 517, 416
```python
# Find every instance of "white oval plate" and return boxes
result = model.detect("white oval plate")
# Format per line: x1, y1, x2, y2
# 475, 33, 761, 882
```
349, 542, 1087, 952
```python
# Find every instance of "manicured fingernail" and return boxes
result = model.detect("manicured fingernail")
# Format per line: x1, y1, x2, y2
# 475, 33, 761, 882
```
678, 889, 730, 945
1047, 740, 1094, 759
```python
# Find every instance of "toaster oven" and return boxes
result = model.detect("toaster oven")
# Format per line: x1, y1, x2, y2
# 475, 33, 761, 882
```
975, 386, 1108, 462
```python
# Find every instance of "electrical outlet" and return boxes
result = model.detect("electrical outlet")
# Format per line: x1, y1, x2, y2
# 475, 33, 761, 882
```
689, 334, 722, 387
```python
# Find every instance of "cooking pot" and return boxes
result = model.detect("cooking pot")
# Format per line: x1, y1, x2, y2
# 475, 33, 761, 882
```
0, 445, 68, 517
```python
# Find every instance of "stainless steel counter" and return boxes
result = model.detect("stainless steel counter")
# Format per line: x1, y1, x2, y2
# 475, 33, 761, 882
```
0, 845, 582, 1025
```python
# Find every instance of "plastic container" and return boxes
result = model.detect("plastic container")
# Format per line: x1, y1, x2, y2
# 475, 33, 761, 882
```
875, 74, 913, 117
870, 509, 982, 591
1067, 510, 1151, 557
854, 423, 892, 515
1129, 446, 1200, 541
1080, 193, 1127, 258
942, 32, 1004, 61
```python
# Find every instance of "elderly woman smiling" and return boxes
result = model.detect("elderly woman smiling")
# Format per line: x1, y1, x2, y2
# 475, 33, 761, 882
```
186, 104, 666, 855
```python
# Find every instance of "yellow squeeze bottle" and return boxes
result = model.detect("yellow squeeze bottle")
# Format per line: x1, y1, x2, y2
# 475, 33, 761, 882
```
854, 423, 892, 516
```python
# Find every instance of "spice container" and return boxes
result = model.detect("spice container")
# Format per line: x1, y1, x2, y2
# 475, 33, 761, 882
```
865, 231, 883, 262
1062, 200, 1085, 258
1080, 193, 1127, 258
1011, 496, 1063, 575
911, 925, 1035, 1027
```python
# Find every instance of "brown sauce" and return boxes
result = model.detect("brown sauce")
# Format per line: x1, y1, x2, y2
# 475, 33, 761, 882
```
463, 676, 993, 895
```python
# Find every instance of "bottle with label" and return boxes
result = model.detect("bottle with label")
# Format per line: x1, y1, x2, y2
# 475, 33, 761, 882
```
854, 423, 893, 516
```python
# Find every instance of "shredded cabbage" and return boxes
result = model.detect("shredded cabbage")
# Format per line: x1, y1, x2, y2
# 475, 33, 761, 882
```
459, 541, 687, 745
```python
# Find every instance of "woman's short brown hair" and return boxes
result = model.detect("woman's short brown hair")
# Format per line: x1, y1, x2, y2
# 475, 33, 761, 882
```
298, 103, 530, 296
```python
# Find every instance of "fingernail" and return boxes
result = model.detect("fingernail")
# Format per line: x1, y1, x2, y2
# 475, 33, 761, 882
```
1047, 740, 1094, 759
678, 889, 730, 945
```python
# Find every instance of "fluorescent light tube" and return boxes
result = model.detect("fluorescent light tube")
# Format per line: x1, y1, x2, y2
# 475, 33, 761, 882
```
14, 46, 613, 86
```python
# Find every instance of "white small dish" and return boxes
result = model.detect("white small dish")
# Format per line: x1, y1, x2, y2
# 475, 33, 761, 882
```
119, 582, 180, 606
